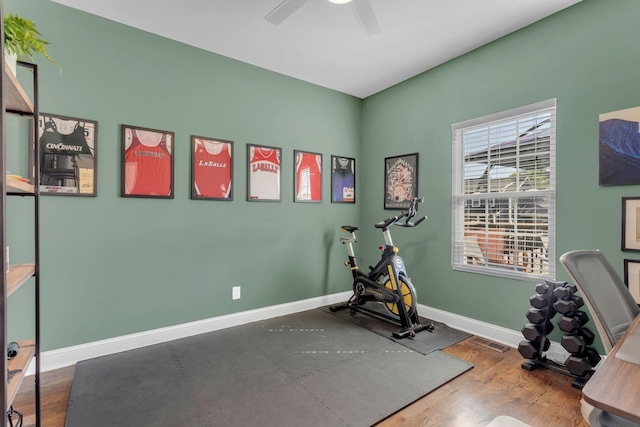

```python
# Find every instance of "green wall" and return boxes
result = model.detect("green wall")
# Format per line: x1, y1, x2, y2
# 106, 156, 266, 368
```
5, 0, 362, 350
361, 0, 640, 349
6, 0, 640, 353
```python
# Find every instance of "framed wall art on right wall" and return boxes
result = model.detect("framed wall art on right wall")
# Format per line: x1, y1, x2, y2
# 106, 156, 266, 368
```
622, 197, 640, 251
624, 259, 640, 305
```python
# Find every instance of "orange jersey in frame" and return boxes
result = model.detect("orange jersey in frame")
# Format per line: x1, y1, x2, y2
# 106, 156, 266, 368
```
193, 140, 232, 198
295, 152, 321, 201
124, 130, 172, 196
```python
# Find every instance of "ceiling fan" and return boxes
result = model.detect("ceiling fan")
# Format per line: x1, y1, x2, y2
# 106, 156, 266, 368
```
265, 0, 381, 36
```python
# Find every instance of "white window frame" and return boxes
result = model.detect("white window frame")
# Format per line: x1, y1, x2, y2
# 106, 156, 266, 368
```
451, 99, 556, 280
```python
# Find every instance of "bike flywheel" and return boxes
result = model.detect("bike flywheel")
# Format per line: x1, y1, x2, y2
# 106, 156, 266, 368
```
384, 276, 417, 317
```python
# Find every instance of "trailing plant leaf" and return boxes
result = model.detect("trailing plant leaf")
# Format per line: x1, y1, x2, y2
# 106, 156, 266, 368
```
3, 13, 60, 71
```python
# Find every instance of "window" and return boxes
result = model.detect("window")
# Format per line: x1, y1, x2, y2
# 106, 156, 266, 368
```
451, 99, 556, 279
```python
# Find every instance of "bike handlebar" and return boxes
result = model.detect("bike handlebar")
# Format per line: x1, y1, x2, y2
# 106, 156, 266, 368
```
374, 215, 399, 229
374, 197, 426, 229
396, 215, 428, 228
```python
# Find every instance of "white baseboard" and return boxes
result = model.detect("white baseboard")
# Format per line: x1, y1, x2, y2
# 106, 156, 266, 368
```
30, 292, 569, 374
31, 292, 352, 374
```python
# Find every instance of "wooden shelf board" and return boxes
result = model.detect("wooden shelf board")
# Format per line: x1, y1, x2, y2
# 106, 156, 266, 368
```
3, 64, 34, 114
6, 175, 35, 194
7, 263, 36, 297
7, 339, 36, 407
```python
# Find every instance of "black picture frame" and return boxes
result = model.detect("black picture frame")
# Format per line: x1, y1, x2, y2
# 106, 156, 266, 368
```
294, 150, 322, 203
191, 136, 233, 201
38, 113, 98, 196
622, 197, 640, 251
623, 259, 640, 305
331, 155, 355, 204
121, 124, 174, 198
247, 144, 282, 202
384, 153, 418, 210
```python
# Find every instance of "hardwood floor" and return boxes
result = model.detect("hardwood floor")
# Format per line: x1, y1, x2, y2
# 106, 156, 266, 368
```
381, 337, 587, 427
13, 337, 587, 427
12, 365, 75, 427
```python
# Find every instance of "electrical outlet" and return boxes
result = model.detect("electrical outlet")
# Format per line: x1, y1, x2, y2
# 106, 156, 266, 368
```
232, 286, 241, 300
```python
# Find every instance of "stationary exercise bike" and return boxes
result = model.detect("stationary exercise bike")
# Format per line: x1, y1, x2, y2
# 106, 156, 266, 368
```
330, 197, 434, 339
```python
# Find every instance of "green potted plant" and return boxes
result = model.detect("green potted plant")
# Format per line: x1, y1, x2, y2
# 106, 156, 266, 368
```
3, 12, 60, 74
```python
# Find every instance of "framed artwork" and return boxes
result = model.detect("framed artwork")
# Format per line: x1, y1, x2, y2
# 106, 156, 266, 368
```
623, 259, 640, 304
38, 113, 97, 196
331, 155, 355, 204
121, 125, 174, 198
622, 197, 640, 251
599, 106, 640, 186
294, 150, 322, 203
384, 153, 418, 210
191, 136, 233, 201
247, 144, 281, 202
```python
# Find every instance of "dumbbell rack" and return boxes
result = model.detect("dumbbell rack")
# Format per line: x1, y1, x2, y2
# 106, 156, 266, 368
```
518, 280, 601, 389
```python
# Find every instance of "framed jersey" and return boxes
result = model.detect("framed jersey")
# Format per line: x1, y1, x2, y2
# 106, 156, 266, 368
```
331, 155, 355, 204
121, 124, 174, 198
247, 144, 281, 202
294, 150, 322, 203
38, 113, 98, 196
191, 136, 233, 201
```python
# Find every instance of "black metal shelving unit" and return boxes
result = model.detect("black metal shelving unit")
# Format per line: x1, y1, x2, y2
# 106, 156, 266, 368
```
1, 2, 41, 423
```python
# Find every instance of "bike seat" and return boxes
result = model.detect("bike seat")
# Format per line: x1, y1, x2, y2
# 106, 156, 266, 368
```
341, 225, 359, 233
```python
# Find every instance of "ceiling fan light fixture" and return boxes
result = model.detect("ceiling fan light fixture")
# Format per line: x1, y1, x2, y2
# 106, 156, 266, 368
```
328, 0, 352, 4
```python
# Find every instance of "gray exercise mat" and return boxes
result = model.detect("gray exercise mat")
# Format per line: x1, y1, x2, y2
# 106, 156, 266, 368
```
65, 309, 472, 427
322, 303, 472, 355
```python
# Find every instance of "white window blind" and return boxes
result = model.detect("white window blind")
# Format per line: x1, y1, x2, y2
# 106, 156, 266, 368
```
451, 99, 556, 279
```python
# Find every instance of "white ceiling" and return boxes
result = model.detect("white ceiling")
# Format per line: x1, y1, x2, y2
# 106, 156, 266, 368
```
51, 0, 581, 98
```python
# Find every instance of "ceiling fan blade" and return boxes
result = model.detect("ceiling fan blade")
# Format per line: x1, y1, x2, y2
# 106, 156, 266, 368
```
351, 0, 380, 36
265, 0, 310, 25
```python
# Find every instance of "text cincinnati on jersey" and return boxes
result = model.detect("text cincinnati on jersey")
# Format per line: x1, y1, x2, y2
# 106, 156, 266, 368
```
45, 143, 85, 152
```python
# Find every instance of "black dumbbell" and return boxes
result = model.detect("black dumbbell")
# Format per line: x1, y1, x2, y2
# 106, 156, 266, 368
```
518, 340, 539, 360
527, 307, 556, 324
553, 295, 584, 314
530, 293, 553, 309
526, 308, 545, 324
539, 280, 567, 293
574, 310, 589, 324
561, 334, 587, 354
522, 322, 554, 342
557, 311, 589, 333
584, 347, 601, 366
557, 315, 581, 333
581, 327, 595, 345
535, 282, 551, 294
553, 284, 577, 299
565, 355, 593, 377
561, 328, 595, 354
518, 337, 550, 360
